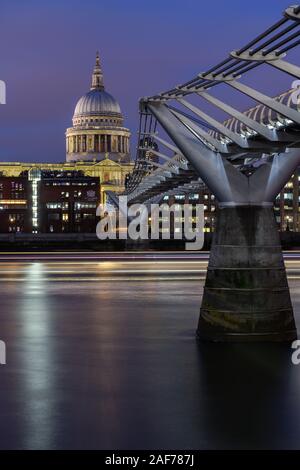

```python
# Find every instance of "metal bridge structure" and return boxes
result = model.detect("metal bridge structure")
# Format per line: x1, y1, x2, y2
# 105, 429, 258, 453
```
114, 5, 300, 341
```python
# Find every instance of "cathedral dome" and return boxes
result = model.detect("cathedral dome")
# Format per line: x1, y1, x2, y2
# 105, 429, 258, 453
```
74, 89, 122, 117
66, 52, 131, 164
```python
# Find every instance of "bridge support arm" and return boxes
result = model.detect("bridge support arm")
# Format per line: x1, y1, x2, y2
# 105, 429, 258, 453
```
249, 148, 300, 203
147, 102, 248, 204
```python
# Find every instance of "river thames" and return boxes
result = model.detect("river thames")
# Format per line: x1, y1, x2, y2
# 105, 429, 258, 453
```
0, 252, 300, 450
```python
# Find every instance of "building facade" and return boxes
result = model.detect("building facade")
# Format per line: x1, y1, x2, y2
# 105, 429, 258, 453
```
66, 52, 131, 164
0, 167, 299, 235
0, 175, 32, 233
0, 170, 100, 234
162, 190, 216, 237
0, 160, 132, 206
37, 171, 99, 233
275, 170, 300, 231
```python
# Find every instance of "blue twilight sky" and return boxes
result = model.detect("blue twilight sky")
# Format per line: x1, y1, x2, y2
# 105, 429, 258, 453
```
0, 0, 297, 162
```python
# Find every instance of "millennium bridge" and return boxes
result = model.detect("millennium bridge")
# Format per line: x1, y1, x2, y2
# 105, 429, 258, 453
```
109, 4, 300, 342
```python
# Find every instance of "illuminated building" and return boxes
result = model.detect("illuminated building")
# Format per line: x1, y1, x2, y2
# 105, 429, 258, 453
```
162, 190, 216, 237
38, 171, 100, 233
275, 170, 300, 231
0, 160, 132, 207
0, 175, 31, 233
0, 171, 100, 234
66, 52, 131, 164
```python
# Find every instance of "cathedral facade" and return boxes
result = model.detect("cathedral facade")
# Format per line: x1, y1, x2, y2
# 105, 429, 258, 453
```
66, 52, 131, 164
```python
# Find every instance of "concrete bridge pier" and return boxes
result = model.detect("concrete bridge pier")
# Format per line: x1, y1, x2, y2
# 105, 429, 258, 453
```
198, 205, 297, 342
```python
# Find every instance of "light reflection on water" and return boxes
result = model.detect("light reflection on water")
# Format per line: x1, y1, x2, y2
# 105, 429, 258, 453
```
19, 263, 56, 449
0, 261, 300, 449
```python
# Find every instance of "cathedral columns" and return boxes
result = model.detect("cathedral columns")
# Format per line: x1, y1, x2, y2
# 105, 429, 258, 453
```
66, 132, 131, 157
112, 135, 116, 152
87, 135, 93, 152
107, 135, 111, 152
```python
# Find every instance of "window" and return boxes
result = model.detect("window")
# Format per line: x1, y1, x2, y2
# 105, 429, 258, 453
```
48, 213, 60, 221
46, 202, 69, 210
74, 202, 97, 210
